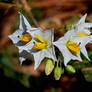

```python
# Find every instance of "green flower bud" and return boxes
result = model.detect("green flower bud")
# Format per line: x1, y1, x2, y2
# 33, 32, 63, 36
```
54, 66, 64, 80
45, 59, 55, 75
65, 65, 76, 73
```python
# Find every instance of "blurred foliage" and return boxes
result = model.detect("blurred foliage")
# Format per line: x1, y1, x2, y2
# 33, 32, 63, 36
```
50, 88, 56, 92
31, 8, 43, 21
0, 45, 31, 87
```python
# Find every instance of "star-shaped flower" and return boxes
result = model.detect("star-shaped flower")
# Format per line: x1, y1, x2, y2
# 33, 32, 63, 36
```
53, 28, 92, 66
8, 13, 39, 64
66, 14, 92, 61
27, 28, 57, 69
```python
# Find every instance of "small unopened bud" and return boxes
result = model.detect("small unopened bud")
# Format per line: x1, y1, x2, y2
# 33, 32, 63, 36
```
66, 65, 76, 73
45, 59, 55, 75
54, 66, 64, 80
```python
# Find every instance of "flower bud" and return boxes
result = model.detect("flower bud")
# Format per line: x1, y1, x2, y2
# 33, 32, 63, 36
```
54, 66, 64, 80
65, 65, 76, 73
45, 59, 55, 75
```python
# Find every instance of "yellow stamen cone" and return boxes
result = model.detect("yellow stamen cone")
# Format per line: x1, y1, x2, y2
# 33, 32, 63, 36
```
20, 33, 32, 42
66, 41, 80, 55
34, 34, 45, 43
76, 32, 88, 36
33, 42, 46, 50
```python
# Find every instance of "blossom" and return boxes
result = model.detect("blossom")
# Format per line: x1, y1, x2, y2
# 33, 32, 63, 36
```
53, 28, 92, 65
53, 14, 92, 66
27, 28, 57, 69
8, 13, 39, 64
68, 14, 92, 60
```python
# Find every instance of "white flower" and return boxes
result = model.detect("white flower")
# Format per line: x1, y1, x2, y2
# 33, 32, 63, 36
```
67, 14, 92, 61
53, 29, 92, 66
27, 28, 57, 69
8, 13, 39, 64
53, 14, 92, 66
53, 31, 82, 66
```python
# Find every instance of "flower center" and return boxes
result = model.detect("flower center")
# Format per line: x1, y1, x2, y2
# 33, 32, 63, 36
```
66, 40, 80, 55
76, 32, 88, 36
20, 33, 32, 42
33, 34, 47, 50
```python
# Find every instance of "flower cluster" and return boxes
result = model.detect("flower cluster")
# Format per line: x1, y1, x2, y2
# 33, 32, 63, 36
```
9, 13, 92, 80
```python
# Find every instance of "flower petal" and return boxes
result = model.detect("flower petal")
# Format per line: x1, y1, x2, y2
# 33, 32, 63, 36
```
77, 13, 87, 25
19, 57, 26, 64
64, 29, 75, 40
19, 12, 31, 31
81, 46, 90, 60
78, 23, 92, 31
32, 51, 45, 69
77, 28, 91, 35
8, 29, 23, 44
44, 47, 57, 61
19, 50, 32, 64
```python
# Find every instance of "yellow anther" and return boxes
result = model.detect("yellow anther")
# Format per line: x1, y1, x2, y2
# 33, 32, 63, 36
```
76, 32, 88, 36
34, 34, 45, 43
66, 41, 80, 55
20, 33, 32, 42
33, 42, 47, 50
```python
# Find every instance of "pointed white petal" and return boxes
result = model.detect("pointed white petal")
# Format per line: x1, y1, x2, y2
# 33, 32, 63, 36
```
77, 13, 87, 25
43, 29, 54, 45
53, 36, 66, 46
83, 29, 91, 35
53, 40, 71, 65
45, 47, 57, 61
19, 12, 31, 31
19, 57, 26, 64
73, 36, 92, 60
32, 51, 45, 70
19, 49, 33, 64
72, 54, 82, 61
51, 28, 54, 42
79, 23, 92, 30
61, 48, 72, 65
8, 29, 23, 44
77, 28, 91, 35
81, 47, 90, 60
71, 36, 88, 44
64, 29, 75, 40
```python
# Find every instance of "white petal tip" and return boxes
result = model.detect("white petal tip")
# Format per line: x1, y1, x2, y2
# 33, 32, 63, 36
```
8, 35, 12, 38
84, 13, 87, 17
64, 62, 68, 66
19, 57, 25, 64
34, 66, 38, 70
